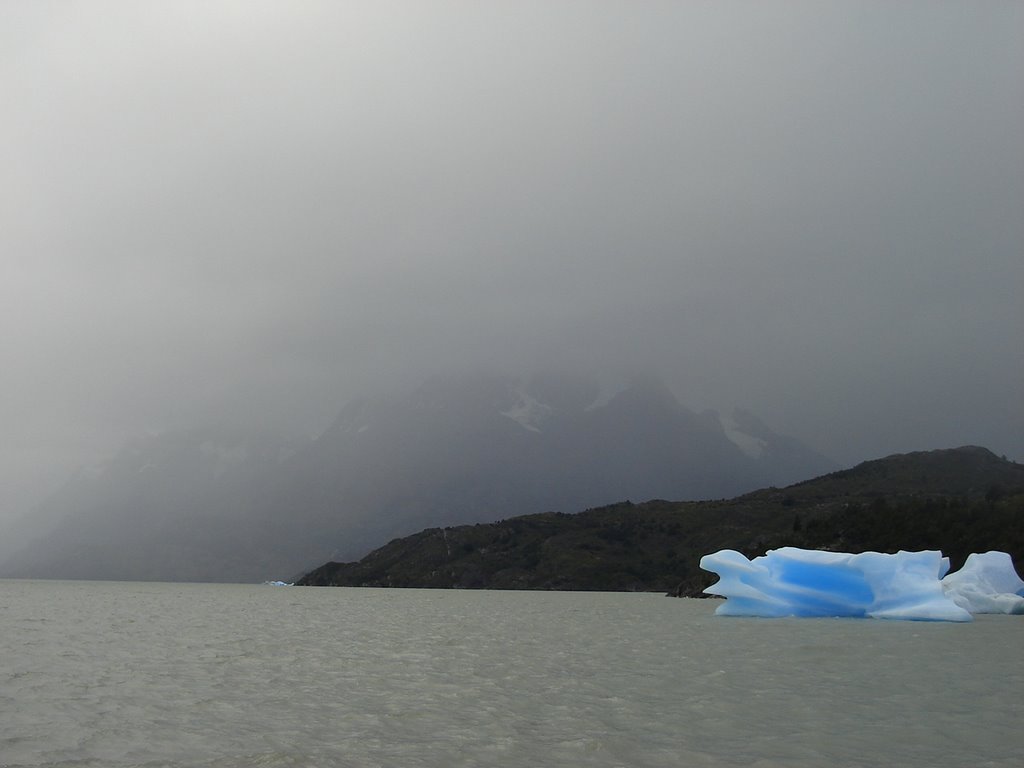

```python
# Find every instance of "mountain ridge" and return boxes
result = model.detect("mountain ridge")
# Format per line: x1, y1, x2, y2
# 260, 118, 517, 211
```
296, 446, 1024, 594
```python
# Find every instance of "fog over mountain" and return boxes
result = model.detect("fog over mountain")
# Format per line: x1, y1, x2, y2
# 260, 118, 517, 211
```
0, 373, 838, 582
1, 2, 1022, 560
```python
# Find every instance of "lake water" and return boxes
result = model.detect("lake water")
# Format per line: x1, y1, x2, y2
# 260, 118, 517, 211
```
2, 580, 1022, 768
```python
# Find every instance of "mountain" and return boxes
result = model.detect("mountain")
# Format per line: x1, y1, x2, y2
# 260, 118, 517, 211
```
296, 447, 1024, 594
0, 372, 837, 583
0, 428, 319, 582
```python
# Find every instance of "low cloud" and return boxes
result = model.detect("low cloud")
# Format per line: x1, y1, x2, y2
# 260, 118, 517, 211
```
1, 1, 1021, 525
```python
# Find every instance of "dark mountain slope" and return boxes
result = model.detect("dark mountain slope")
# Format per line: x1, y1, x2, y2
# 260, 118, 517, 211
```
296, 447, 1024, 594
786, 445, 1020, 499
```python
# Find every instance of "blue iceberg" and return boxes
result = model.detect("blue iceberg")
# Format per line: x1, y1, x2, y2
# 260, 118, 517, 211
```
700, 547, 974, 621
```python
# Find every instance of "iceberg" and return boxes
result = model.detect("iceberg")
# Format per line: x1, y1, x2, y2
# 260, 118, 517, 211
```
700, 547, 972, 621
940, 551, 1024, 615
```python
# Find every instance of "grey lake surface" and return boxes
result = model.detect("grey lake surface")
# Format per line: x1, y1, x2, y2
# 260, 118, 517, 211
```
2, 580, 1022, 768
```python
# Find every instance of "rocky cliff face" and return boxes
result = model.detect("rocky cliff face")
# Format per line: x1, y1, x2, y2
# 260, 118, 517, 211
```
1, 372, 837, 583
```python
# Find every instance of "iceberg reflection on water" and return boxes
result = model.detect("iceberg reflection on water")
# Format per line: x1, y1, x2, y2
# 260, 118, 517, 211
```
701, 547, 1024, 622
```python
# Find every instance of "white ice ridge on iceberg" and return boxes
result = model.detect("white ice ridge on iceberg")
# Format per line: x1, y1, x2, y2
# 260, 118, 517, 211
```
940, 551, 1024, 615
700, 547, 974, 621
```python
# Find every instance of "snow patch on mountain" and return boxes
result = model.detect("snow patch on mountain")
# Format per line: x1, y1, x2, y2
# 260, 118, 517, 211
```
719, 412, 767, 459
500, 391, 553, 433
584, 378, 629, 412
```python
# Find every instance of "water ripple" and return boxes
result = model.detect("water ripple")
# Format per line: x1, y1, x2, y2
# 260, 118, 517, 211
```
1, 580, 1022, 767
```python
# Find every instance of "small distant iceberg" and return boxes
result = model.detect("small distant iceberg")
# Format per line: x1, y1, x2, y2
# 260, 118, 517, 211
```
700, 547, 1024, 622
263, 580, 292, 586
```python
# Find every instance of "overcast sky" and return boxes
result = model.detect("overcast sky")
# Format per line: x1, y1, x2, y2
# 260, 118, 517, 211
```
2, 1, 1022, 526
